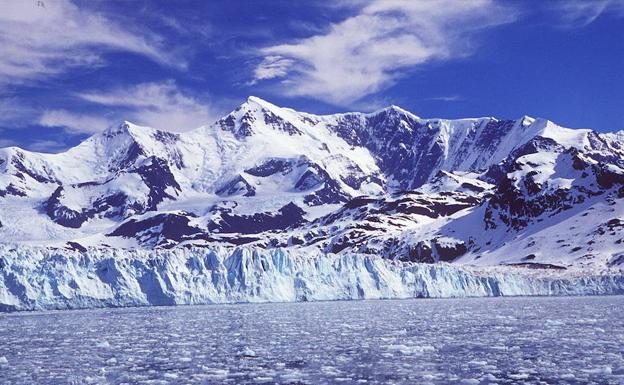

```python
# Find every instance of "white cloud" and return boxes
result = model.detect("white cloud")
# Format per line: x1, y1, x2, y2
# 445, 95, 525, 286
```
0, 0, 181, 84
552, 0, 624, 27
77, 81, 218, 132
27, 139, 70, 153
0, 133, 69, 153
252, 0, 516, 105
251, 56, 295, 84
0, 139, 17, 148
0, 98, 35, 126
39, 110, 111, 134
427, 95, 463, 102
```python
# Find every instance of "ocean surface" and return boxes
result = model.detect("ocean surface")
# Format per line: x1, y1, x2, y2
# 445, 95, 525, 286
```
1, 296, 623, 385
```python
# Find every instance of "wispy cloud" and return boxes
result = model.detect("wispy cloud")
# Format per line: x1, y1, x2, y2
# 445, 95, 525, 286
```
0, 97, 36, 127
38, 110, 112, 134
0, 136, 69, 153
427, 95, 463, 102
552, 0, 624, 27
251, 0, 516, 105
77, 81, 219, 132
27, 139, 71, 153
0, 138, 17, 148
0, 0, 181, 85
6, 81, 220, 135
250, 56, 295, 85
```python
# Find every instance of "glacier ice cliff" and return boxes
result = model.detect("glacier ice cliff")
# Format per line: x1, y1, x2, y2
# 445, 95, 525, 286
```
0, 245, 623, 311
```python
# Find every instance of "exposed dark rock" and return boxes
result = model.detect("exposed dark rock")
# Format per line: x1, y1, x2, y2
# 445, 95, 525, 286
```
303, 177, 349, 206
11, 151, 56, 183
0, 184, 26, 197
505, 262, 567, 270
263, 110, 302, 135
432, 238, 467, 262
208, 202, 306, 234
132, 157, 181, 210
245, 158, 293, 177
295, 168, 326, 191
109, 212, 201, 247
114, 141, 144, 172
66, 241, 87, 252
216, 175, 256, 197
44, 186, 89, 228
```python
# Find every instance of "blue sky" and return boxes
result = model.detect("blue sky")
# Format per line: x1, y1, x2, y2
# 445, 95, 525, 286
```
0, 0, 623, 152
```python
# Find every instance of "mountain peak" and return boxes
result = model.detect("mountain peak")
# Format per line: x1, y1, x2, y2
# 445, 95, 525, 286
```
244, 96, 281, 111
102, 120, 138, 136
370, 104, 420, 120
100, 121, 163, 142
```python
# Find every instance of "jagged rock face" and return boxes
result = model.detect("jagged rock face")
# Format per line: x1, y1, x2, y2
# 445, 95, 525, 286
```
261, 191, 483, 260
132, 157, 181, 210
44, 186, 86, 228
0, 183, 25, 198
327, 110, 550, 189
206, 202, 306, 235
108, 202, 307, 249
483, 137, 623, 231
108, 212, 202, 248
0, 97, 622, 269
245, 158, 293, 177
216, 175, 256, 197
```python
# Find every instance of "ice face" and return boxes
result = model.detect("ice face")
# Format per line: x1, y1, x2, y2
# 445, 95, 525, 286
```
0, 296, 623, 384
1, 245, 624, 311
1, 244, 624, 312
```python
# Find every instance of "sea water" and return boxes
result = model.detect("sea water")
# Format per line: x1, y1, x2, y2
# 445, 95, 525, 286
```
1, 296, 623, 384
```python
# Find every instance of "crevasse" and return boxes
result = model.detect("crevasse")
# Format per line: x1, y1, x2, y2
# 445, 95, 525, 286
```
0, 244, 623, 311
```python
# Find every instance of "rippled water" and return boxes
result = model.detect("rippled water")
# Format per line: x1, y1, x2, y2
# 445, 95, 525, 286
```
1, 296, 623, 385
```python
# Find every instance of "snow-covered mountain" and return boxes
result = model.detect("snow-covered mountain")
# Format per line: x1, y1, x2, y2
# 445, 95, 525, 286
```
1, 96, 623, 272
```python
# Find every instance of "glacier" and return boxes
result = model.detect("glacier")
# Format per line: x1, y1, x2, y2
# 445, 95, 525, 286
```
1, 244, 623, 311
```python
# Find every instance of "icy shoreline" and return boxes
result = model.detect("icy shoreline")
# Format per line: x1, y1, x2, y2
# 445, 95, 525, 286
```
1, 244, 623, 312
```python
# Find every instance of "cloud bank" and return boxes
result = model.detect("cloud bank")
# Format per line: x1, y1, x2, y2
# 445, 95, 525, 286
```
252, 0, 516, 105
0, 0, 179, 85
77, 81, 218, 132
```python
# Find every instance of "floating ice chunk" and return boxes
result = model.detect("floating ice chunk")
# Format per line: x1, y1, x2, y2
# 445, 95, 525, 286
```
583, 366, 612, 375
0, 356, 7, 365
386, 344, 435, 355
202, 368, 229, 379
321, 365, 340, 376
468, 359, 488, 366
237, 347, 256, 357
481, 373, 499, 382
95, 341, 111, 349
280, 369, 305, 382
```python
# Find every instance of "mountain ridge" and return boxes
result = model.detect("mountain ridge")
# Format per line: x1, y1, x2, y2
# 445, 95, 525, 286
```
0, 97, 622, 271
